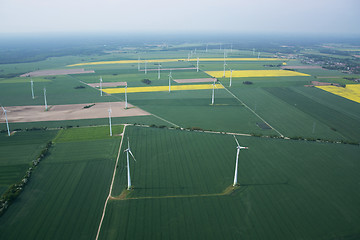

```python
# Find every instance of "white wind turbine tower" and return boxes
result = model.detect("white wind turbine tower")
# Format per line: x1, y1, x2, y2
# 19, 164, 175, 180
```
43, 87, 48, 111
206, 43, 208, 52
187, 52, 190, 61
229, 69, 233, 87
223, 51, 227, 77
158, 64, 161, 80
253, 48, 255, 56
138, 56, 141, 71
31, 79, 34, 99
144, 61, 147, 74
233, 135, 248, 186
230, 43, 233, 53
196, 57, 199, 72
1, 106, 10, 136
258, 52, 260, 59
124, 137, 137, 190
124, 84, 128, 109
108, 107, 112, 136
100, 77, 103, 96
211, 79, 216, 105
168, 71, 172, 92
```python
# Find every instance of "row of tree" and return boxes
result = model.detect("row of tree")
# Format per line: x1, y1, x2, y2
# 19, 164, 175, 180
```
0, 141, 53, 217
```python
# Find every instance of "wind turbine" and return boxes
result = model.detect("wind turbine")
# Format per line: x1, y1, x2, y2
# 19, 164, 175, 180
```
252, 48, 255, 56
223, 51, 227, 77
124, 137, 137, 190
158, 64, 161, 80
1, 106, 10, 136
108, 107, 112, 136
223, 62, 227, 78
124, 84, 128, 109
145, 61, 147, 74
230, 43, 233, 53
229, 69, 233, 87
196, 57, 199, 72
233, 135, 248, 186
31, 79, 34, 99
211, 79, 216, 105
138, 56, 141, 71
187, 52, 190, 61
258, 52, 260, 59
43, 87, 48, 111
168, 71, 172, 92
206, 43, 208, 52
100, 77, 103, 96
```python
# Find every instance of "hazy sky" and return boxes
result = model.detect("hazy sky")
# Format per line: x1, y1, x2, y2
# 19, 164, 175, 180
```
1, 0, 359, 35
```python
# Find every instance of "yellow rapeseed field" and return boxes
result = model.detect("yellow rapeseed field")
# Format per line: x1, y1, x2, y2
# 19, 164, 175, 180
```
102, 84, 224, 94
67, 58, 286, 67
205, 70, 310, 78
316, 84, 360, 103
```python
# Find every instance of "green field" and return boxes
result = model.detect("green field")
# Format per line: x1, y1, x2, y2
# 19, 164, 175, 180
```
0, 126, 122, 239
99, 126, 360, 239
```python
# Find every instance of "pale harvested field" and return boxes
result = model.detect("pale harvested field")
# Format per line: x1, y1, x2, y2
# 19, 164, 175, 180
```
87, 82, 127, 88
3, 102, 150, 123
281, 65, 322, 69
311, 81, 340, 86
305, 81, 340, 87
174, 78, 217, 83
20, 68, 95, 77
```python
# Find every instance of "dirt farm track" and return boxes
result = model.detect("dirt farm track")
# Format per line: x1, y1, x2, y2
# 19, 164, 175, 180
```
1, 102, 150, 123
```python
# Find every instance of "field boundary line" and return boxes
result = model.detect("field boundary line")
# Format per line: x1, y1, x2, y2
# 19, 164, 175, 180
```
95, 124, 127, 240
219, 82, 285, 138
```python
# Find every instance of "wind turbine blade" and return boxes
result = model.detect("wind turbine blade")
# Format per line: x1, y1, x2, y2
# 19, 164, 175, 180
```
233, 135, 240, 147
129, 150, 137, 161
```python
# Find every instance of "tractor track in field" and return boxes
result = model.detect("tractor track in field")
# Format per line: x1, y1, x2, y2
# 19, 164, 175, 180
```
110, 185, 248, 201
